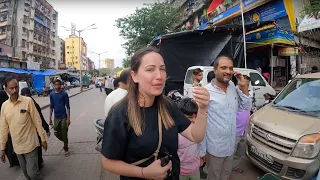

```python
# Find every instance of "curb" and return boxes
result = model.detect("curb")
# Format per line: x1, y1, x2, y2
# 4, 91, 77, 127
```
40, 87, 94, 110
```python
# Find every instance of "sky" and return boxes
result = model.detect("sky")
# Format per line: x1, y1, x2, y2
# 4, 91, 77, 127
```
47, 0, 157, 68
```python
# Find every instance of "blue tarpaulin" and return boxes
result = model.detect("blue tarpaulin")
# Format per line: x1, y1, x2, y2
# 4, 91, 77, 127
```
0, 68, 28, 74
0, 68, 57, 76
32, 75, 45, 93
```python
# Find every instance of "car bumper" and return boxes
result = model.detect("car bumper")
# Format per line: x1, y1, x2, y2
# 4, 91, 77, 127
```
246, 134, 320, 180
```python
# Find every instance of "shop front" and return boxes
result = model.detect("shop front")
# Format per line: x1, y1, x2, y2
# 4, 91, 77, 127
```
246, 26, 296, 89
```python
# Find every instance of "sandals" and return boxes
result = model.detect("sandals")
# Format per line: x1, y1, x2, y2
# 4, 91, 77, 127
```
233, 167, 244, 173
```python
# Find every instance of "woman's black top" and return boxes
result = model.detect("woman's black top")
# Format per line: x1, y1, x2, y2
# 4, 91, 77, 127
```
101, 100, 191, 180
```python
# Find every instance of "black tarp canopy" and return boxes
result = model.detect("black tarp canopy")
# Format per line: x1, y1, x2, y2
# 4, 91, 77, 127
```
151, 25, 248, 94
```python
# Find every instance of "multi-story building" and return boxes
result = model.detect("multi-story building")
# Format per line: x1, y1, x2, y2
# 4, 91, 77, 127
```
172, 0, 210, 31
102, 58, 114, 69
0, 0, 59, 70
87, 58, 94, 72
65, 35, 88, 71
57, 37, 65, 69
0, 43, 27, 68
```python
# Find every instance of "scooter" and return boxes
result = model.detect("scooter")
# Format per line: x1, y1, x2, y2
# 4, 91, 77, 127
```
92, 119, 104, 152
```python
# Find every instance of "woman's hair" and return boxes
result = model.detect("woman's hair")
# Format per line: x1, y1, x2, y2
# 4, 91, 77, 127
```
127, 46, 175, 136
177, 98, 198, 116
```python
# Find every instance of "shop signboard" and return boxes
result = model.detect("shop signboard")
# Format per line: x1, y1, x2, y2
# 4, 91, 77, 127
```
278, 47, 299, 56
246, 28, 294, 44
211, 0, 264, 24
249, 0, 287, 22
298, 15, 320, 32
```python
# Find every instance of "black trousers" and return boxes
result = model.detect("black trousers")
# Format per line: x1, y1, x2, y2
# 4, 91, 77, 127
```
105, 88, 113, 95
5, 135, 19, 167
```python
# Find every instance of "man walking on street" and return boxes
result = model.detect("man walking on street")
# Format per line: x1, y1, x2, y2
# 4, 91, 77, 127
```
49, 79, 71, 156
21, 87, 51, 169
104, 76, 113, 95
0, 76, 48, 180
199, 56, 252, 180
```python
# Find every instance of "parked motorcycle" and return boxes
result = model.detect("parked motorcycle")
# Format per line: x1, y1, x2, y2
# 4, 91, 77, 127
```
93, 119, 104, 152
167, 89, 184, 104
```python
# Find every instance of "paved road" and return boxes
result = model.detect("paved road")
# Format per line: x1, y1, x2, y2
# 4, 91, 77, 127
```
1, 88, 106, 180
1, 88, 265, 180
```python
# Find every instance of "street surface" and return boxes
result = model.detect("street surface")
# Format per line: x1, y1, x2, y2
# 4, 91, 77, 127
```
0, 88, 264, 180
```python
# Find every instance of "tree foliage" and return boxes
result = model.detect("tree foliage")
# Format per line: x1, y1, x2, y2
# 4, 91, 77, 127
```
302, 0, 320, 18
122, 57, 131, 68
116, 1, 182, 56
99, 68, 112, 76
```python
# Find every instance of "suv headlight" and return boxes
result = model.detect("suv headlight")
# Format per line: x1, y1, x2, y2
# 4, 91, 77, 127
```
292, 134, 320, 159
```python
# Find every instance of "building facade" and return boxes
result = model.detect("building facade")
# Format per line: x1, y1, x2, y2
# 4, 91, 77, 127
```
0, 0, 59, 70
65, 35, 88, 71
103, 58, 114, 69
172, 0, 210, 31
57, 37, 65, 69
177, 0, 320, 88
87, 58, 94, 72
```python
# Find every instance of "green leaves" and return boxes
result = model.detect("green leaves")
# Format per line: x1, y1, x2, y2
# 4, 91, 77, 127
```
122, 57, 131, 68
302, 0, 320, 18
115, 1, 182, 57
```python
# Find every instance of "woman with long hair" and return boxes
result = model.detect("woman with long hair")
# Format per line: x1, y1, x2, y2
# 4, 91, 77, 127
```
101, 47, 209, 180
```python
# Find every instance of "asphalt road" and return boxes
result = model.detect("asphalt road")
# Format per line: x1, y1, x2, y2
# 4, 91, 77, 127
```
1, 88, 265, 180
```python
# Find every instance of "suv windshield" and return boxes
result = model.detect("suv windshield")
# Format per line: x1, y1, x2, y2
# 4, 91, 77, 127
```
273, 78, 320, 114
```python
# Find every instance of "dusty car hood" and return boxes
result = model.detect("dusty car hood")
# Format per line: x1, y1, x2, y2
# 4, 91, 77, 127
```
252, 104, 320, 140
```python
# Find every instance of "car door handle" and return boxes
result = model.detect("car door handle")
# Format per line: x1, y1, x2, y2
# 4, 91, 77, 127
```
254, 88, 260, 90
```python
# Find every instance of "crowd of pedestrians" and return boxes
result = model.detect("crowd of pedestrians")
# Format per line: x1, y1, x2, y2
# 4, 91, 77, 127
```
0, 77, 71, 180
100, 47, 253, 180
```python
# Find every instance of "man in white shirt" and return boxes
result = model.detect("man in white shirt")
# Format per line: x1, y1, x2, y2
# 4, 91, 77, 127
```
104, 68, 130, 117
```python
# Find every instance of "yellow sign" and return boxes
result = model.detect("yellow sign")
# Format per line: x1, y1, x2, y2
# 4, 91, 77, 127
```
278, 47, 298, 56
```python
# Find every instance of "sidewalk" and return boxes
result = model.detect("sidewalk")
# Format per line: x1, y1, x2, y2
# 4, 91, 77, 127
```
32, 85, 94, 109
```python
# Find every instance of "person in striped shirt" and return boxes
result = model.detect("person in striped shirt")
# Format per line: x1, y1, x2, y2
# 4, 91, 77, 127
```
177, 98, 202, 180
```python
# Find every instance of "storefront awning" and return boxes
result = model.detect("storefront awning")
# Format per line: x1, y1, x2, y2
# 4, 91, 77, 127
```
246, 27, 295, 49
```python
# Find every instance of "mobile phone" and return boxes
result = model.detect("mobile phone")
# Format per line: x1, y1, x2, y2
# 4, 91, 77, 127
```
160, 156, 170, 167
232, 75, 238, 85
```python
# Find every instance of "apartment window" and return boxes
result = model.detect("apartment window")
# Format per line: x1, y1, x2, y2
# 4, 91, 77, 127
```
0, 48, 2, 52
22, 27, 27, 33
22, 39, 27, 47
52, 40, 55, 47
66, 46, 69, 49
75, 56, 77, 59
0, 27, 6, 34
53, 13, 57, 20
0, 2, 9, 10
0, 12, 7, 22
22, 51, 27, 59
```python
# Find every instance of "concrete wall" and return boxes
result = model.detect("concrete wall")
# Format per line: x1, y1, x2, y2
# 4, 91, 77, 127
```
301, 52, 320, 73
0, 43, 13, 56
